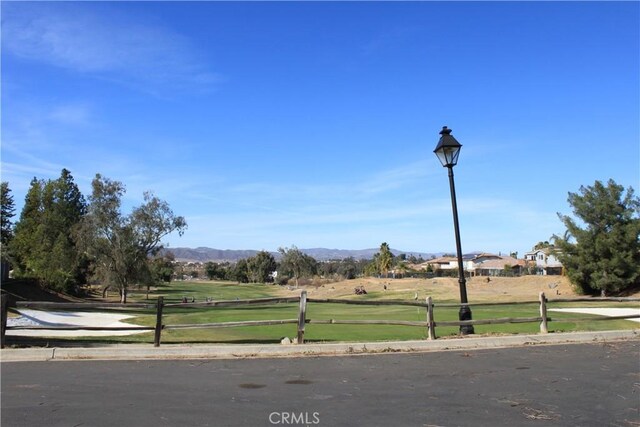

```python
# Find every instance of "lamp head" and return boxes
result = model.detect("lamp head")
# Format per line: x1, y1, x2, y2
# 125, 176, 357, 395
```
433, 126, 462, 167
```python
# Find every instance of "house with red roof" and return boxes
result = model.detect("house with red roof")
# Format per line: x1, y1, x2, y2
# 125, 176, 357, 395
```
419, 253, 526, 277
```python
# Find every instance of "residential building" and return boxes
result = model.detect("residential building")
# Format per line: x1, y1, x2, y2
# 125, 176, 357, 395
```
420, 253, 525, 277
422, 256, 459, 271
470, 255, 525, 276
523, 248, 564, 275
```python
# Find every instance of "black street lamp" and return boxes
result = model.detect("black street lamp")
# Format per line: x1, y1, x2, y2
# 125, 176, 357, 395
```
434, 126, 474, 335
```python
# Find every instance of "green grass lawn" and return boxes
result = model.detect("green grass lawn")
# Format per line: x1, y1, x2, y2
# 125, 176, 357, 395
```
129, 280, 277, 303
9, 280, 640, 346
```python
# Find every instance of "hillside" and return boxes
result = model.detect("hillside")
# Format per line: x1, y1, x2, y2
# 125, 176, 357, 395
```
0, 279, 85, 303
164, 247, 441, 262
165, 247, 262, 262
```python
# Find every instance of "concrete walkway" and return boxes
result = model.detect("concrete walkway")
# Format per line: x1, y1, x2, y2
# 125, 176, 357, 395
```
1, 329, 637, 362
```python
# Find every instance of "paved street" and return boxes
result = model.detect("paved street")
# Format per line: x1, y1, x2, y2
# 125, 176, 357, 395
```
2, 341, 639, 427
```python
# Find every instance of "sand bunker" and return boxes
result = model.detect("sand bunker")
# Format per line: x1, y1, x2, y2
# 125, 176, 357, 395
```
548, 307, 640, 323
6, 309, 148, 337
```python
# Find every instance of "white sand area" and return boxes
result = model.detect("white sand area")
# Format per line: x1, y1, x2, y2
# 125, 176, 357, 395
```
548, 307, 640, 323
6, 309, 148, 337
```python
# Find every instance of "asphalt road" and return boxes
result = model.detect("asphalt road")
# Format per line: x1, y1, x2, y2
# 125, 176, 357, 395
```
2, 341, 639, 427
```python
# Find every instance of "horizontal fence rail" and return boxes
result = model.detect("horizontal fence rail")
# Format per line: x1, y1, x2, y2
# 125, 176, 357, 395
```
1, 292, 639, 348
308, 319, 429, 327
307, 298, 428, 307
164, 319, 299, 330
8, 326, 155, 331
163, 296, 301, 308
433, 317, 544, 327
15, 301, 155, 310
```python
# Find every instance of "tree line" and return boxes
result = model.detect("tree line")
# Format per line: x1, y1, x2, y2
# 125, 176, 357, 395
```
194, 243, 428, 285
1, 170, 186, 303
200, 247, 374, 285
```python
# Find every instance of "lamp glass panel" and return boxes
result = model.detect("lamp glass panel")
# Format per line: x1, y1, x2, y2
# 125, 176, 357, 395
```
436, 146, 460, 167
450, 146, 460, 165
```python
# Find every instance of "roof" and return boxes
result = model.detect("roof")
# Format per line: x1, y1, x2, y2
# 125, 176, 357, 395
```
524, 247, 557, 256
425, 257, 458, 264
471, 253, 502, 261
473, 256, 526, 270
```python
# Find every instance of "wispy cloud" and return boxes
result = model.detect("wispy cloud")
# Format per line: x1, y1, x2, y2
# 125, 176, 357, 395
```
47, 104, 92, 126
171, 170, 564, 253
2, 3, 221, 95
2, 100, 95, 161
169, 162, 450, 249
354, 159, 435, 196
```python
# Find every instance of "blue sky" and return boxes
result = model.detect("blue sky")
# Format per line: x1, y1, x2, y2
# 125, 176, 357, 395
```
2, 1, 639, 257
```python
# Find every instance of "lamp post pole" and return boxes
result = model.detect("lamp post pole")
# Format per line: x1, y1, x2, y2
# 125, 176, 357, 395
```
434, 126, 474, 335
447, 165, 474, 335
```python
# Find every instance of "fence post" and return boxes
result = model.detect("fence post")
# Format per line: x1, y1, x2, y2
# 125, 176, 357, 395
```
297, 291, 307, 344
539, 292, 548, 334
1, 294, 8, 349
426, 296, 436, 340
154, 296, 164, 347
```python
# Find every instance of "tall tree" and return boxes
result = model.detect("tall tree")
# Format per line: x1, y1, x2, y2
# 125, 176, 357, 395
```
1, 182, 16, 280
10, 178, 44, 277
1, 182, 15, 247
205, 261, 222, 281
337, 257, 358, 280
150, 251, 175, 283
554, 179, 640, 296
278, 245, 317, 287
10, 170, 87, 292
246, 251, 277, 283
78, 174, 186, 303
377, 242, 394, 278
43, 169, 87, 289
231, 259, 249, 283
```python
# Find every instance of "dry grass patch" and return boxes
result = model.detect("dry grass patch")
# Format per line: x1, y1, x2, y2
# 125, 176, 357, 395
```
274, 275, 577, 303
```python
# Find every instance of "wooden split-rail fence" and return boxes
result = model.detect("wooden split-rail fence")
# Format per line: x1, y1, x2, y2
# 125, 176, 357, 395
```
1, 292, 639, 348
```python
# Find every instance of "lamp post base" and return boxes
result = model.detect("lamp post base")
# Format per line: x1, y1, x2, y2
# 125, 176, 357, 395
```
459, 305, 474, 335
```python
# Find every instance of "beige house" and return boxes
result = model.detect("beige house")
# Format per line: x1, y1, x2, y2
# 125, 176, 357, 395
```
422, 256, 459, 271
419, 253, 526, 276
470, 254, 525, 276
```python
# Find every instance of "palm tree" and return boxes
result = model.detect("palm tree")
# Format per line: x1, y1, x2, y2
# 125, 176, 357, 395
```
378, 242, 393, 278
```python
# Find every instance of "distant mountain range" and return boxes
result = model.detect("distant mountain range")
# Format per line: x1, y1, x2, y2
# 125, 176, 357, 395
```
163, 247, 442, 262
